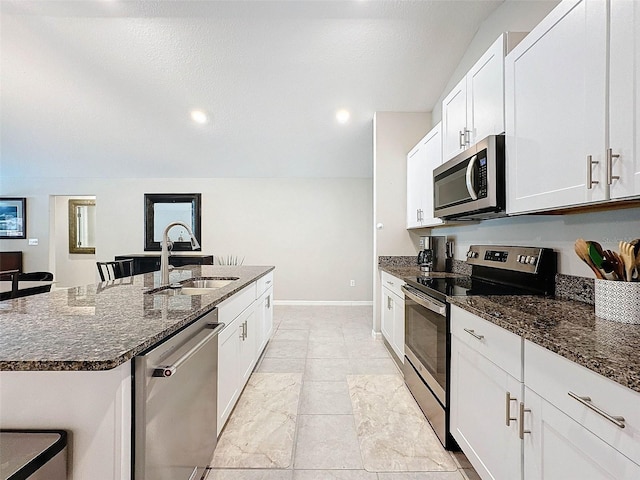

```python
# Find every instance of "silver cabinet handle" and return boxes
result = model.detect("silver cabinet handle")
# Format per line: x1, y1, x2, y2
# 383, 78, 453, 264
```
519, 402, 531, 439
465, 154, 479, 200
459, 130, 466, 149
266, 280, 272, 285
239, 324, 245, 340
463, 328, 484, 341
568, 391, 625, 428
506, 391, 518, 426
464, 128, 471, 147
387, 280, 394, 286
266, 295, 271, 309
387, 296, 393, 310
587, 155, 599, 189
416, 209, 420, 222
243, 320, 248, 339
606, 148, 620, 185
154, 322, 225, 377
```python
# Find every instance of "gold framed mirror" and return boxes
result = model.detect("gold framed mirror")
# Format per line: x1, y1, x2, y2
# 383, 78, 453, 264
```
69, 199, 96, 254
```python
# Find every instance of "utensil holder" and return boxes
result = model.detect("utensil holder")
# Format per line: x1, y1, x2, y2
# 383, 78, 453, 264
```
594, 280, 640, 324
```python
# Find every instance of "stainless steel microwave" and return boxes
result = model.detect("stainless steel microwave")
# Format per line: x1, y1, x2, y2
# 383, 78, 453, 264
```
433, 134, 505, 220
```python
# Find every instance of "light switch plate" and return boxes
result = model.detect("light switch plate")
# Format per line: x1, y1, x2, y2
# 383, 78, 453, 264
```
28, 238, 38, 246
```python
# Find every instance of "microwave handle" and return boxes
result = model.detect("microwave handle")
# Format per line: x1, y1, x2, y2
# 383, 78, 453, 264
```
465, 154, 479, 200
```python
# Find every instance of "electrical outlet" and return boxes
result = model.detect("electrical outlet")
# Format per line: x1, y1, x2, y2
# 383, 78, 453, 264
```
350, 280, 356, 287
28, 238, 38, 246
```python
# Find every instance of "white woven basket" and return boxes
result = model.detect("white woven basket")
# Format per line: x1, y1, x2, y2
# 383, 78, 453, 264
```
594, 280, 640, 324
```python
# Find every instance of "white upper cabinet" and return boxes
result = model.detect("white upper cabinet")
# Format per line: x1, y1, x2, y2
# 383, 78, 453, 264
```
406, 123, 443, 229
442, 33, 526, 162
506, 0, 640, 214
609, 0, 640, 200
442, 78, 468, 161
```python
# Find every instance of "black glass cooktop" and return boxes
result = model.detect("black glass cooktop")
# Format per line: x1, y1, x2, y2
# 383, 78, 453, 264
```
405, 275, 540, 302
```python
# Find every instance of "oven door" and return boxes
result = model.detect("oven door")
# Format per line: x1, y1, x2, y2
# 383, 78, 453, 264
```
401, 285, 447, 406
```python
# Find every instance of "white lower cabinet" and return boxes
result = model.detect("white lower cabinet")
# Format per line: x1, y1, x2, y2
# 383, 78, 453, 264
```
450, 305, 522, 480
523, 386, 640, 480
380, 271, 405, 362
450, 305, 640, 480
217, 275, 274, 435
256, 286, 274, 354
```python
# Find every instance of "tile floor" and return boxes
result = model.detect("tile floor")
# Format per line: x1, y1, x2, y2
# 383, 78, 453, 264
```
209, 305, 480, 480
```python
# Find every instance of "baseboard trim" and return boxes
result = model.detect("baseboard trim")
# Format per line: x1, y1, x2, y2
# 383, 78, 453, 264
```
273, 300, 373, 306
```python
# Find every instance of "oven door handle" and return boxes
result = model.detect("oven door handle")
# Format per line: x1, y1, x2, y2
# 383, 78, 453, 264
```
401, 285, 446, 316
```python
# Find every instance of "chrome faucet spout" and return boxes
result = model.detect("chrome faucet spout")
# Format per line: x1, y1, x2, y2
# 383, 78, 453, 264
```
160, 221, 199, 285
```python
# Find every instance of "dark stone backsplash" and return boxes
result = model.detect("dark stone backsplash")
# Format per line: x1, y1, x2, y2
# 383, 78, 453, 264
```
555, 273, 595, 305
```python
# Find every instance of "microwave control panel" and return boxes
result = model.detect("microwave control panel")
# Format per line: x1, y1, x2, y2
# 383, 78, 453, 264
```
476, 150, 488, 199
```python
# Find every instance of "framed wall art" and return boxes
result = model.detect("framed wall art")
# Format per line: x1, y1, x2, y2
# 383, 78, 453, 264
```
0, 198, 26, 239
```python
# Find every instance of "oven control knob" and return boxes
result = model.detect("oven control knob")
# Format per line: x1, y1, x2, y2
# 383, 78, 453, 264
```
528, 256, 538, 265
467, 251, 478, 259
517, 255, 524, 263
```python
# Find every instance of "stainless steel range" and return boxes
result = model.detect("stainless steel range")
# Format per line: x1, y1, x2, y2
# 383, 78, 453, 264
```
401, 245, 556, 450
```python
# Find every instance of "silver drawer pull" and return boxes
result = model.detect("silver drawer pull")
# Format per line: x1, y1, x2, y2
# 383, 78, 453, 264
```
519, 402, 531, 439
464, 328, 484, 341
506, 391, 518, 426
568, 392, 626, 428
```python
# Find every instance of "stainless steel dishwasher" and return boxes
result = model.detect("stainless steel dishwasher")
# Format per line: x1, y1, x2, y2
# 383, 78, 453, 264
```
134, 308, 224, 480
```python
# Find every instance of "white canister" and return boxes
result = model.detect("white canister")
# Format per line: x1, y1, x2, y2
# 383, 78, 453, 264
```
594, 279, 640, 324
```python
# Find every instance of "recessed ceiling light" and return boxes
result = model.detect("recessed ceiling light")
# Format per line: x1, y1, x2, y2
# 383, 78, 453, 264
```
190, 110, 208, 125
336, 109, 350, 124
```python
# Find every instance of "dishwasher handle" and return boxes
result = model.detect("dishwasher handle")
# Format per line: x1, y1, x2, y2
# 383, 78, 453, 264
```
153, 322, 225, 378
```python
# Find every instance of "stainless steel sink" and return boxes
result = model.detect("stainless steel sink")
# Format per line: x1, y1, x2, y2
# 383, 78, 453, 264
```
146, 277, 240, 295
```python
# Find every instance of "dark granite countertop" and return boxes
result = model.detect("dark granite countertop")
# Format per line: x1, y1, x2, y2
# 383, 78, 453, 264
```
448, 295, 640, 394
0, 265, 274, 372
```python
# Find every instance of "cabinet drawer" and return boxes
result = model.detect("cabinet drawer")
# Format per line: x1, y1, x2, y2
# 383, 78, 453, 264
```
217, 283, 257, 326
381, 271, 405, 298
525, 340, 640, 465
450, 305, 522, 381
256, 271, 274, 295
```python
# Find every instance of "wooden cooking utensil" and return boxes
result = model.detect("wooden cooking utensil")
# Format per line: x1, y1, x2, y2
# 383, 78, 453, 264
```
619, 241, 636, 282
608, 250, 627, 281
574, 239, 605, 279
602, 250, 621, 280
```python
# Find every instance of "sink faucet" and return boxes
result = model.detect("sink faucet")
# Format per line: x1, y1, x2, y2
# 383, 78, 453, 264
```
160, 221, 200, 285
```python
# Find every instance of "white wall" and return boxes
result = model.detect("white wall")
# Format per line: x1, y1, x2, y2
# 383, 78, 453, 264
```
373, 112, 431, 330
434, 207, 640, 277
432, 0, 559, 123
53, 195, 97, 287
1, 177, 373, 302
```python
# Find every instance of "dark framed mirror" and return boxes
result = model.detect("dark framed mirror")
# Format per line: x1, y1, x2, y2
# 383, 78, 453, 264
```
144, 193, 202, 251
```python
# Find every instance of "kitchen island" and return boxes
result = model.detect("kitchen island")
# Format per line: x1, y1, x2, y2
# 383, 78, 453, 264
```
0, 265, 274, 480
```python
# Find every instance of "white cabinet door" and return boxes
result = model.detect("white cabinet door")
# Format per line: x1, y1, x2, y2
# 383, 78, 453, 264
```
406, 124, 443, 229
217, 315, 242, 434
450, 336, 522, 480
381, 288, 394, 348
442, 77, 468, 161
467, 35, 506, 145
523, 387, 640, 480
238, 306, 257, 385
505, 0, 608, 214
256, 286, 274, 354
391, 289, 404, 361
609, 0, 640, 199
421, 123, 444, 227
406, 144, 426, 228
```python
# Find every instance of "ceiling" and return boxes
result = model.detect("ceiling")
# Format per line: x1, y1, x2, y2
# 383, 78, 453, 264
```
1, 0, 504, 179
